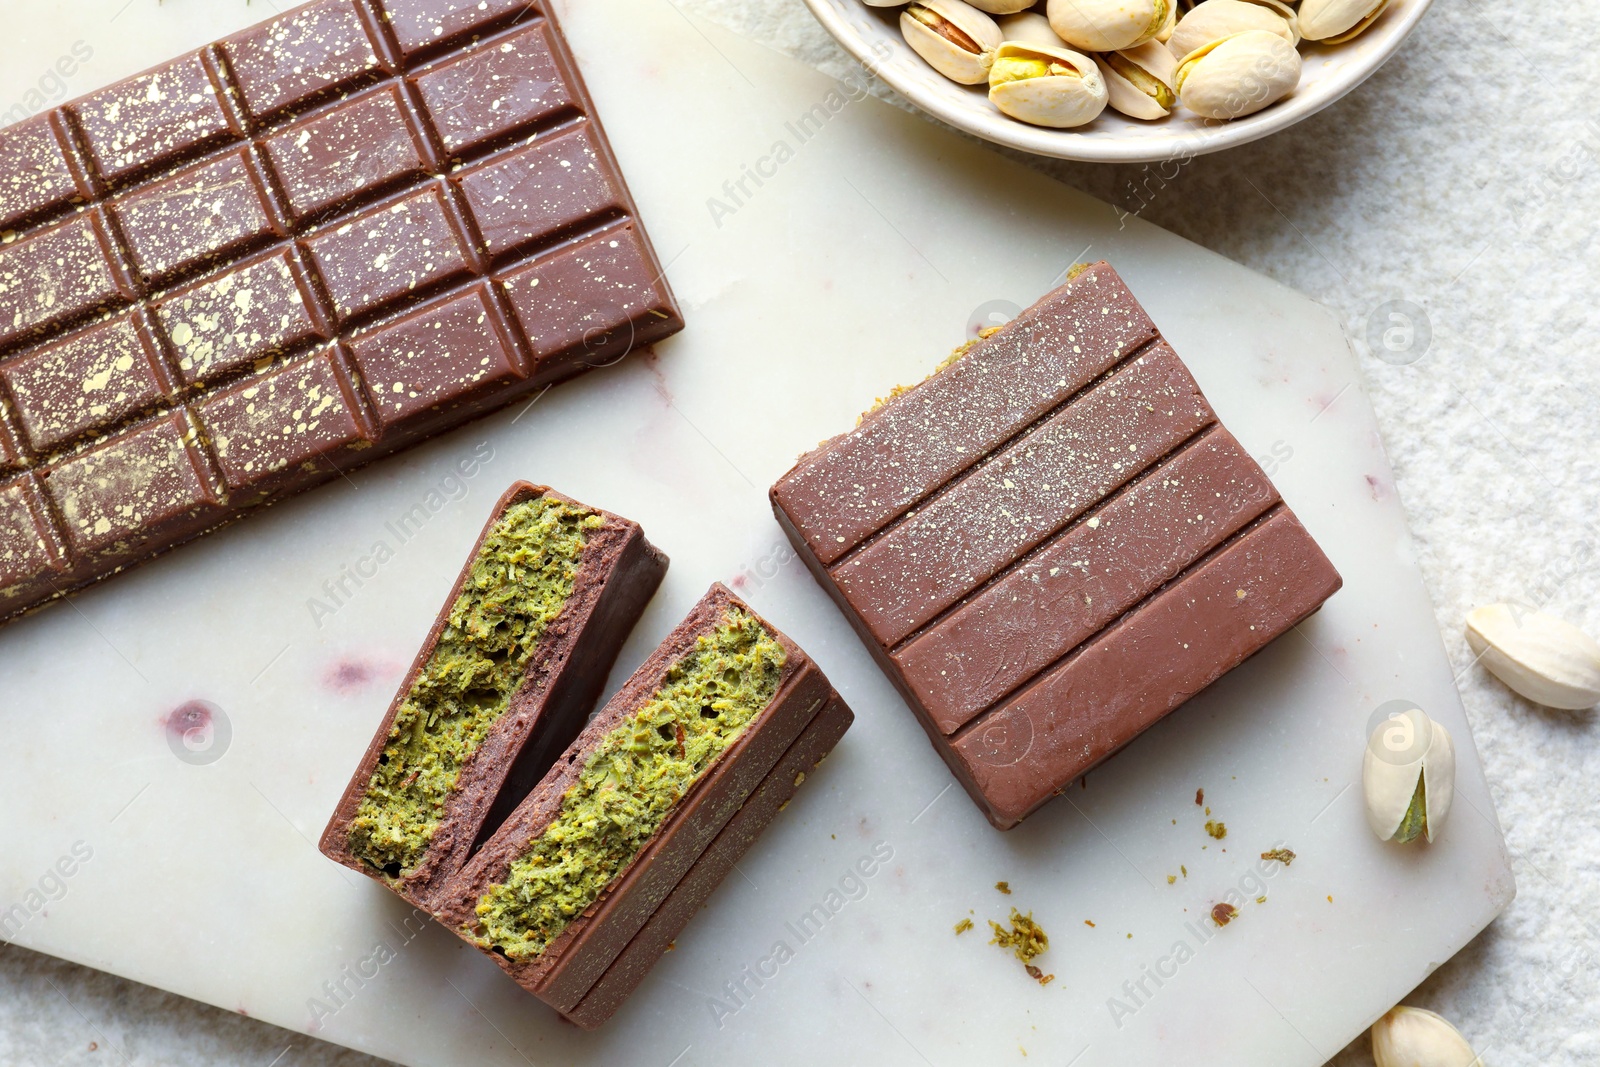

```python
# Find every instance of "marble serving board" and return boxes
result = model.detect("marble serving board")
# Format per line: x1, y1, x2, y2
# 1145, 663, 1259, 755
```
0, 2, 1513, 1065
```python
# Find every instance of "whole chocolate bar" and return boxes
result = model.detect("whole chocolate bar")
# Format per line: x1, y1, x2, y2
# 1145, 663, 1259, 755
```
319, 482, 667, 908
0, 0, 681, 625
771, 262, 1341, 829
434, 583, 848, 1018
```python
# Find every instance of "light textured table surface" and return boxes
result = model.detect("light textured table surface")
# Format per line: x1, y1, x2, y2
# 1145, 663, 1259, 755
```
3, 0, 1595, 1065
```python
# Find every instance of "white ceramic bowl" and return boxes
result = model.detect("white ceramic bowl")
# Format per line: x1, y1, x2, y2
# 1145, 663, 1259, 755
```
801, 0, 1431, 162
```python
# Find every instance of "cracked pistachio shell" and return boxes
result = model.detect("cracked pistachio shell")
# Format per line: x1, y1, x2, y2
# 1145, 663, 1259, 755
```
1046, 0, 1169, 52
988, 42, 1108, 128
901, 0, 1006, 84
1300, 0, 1389, 42
996, 11, 1066, 47
1466, 604, 1600, 710
1371, 1008, 1485, 1067
1361, 706, 1455, 844
1095, 40, 1178, 119
1168, 0, 1296, 59
1173, 29, 1300, 120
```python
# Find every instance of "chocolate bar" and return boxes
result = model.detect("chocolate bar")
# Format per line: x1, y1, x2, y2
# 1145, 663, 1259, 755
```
0, 0, 681, 625
319, 482, 667, 907
434, 583, 848, 1017
771, 262, 1341, 829
566, 692, 854, 1029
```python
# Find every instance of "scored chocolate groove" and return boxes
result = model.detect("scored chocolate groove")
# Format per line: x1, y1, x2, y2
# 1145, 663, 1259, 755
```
0, 0, 682, 624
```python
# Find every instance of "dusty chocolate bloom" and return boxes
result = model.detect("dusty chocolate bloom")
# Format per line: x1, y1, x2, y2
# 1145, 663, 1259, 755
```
771, 262, 1341, 829
0, 0, 681, 625
435, 584, 850, 1020
319, 482, 667, 909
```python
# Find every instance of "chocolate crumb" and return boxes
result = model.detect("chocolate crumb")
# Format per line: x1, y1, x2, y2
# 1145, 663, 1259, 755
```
1211, 903, 1238, 927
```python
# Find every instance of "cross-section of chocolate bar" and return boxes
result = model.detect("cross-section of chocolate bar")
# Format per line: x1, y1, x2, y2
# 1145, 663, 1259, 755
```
0, 0, 681, 625
434, 583, 849, 1017
771, 262, 1341, 829
320, 482, 667, 907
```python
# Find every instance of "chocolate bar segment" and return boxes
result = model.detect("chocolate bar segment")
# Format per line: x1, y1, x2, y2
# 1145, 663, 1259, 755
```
566, 693, 854, 1030
436, 584, 845, 1015
771, 262, 1340, 829
320, 482, 668, 908
0, 0, 682, 626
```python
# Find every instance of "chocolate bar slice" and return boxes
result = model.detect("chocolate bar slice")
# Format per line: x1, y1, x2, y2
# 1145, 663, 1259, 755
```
435, 584, 847, 1015
771, 262, 1341, 829
565, 692, 853, 1029
0, 0, 682, 626
319, 482, 667, 907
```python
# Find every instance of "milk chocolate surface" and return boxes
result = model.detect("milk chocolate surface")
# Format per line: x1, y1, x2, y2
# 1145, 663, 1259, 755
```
436, 583, 848, 1017
319, 482, 667, 909
0, 0, 681, 625
771, 262, 1341, 829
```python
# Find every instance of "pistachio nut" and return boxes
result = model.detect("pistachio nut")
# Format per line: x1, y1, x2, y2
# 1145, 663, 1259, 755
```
1371, 1007, 1485, 1067
1299, 0, 1389, 43
964, 0, 1040, 15
1046, 0, 1170, 53
1168, 0, 1296, 60
988, 42, 1108, 128
996, 11, 1066, 48
1095, 40, 1178, 119
901, 0, 1006, 85
1465, 604, 1600, 710
1361, 705, 1455, 845
1173, 29, 1300, 120
1155, 0, 1177, 42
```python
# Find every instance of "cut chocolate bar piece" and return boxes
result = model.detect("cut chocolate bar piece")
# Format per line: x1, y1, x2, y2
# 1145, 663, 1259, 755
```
319, 482, 667, 908
771, 262, 1341, 829
565, 692, 853, 1030
0, 0, 682, 627
435, 583, 847, 1017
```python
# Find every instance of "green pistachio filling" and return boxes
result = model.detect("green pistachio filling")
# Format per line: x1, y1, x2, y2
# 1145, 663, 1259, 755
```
1393, 772, 1428, 844
470, 609, 786, 960
347, 497, 602, 878
990, 53, 1082, 85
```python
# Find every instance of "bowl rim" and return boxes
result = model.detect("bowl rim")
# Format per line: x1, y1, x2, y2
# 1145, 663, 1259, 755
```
802, 0, 1434, 163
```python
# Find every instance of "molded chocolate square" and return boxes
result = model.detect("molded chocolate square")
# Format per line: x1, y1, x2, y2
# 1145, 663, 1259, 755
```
0, 113, 83, 232
0, 212, 134, 348
151, 249, 331, 385
347, 284, 523, 433
113, 149, 284, 286
222, 0, 388, 121
195, 347, 370, 496
500, 224, 679, 374
454, 122, 626, 260
71, 51, 235, 186
263, 84, 432, 222
1, 310, 170, 452
320, 481, 669, 906
43, 412, 221, 561
771, 262, 1341, 829
381, 0, 535, 57
302, 184, 474, 321
412, 22, 573, 156
0, 475, 67, 616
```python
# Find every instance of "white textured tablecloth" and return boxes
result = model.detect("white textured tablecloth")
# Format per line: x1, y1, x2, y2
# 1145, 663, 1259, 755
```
3, 0, 1595, 1064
